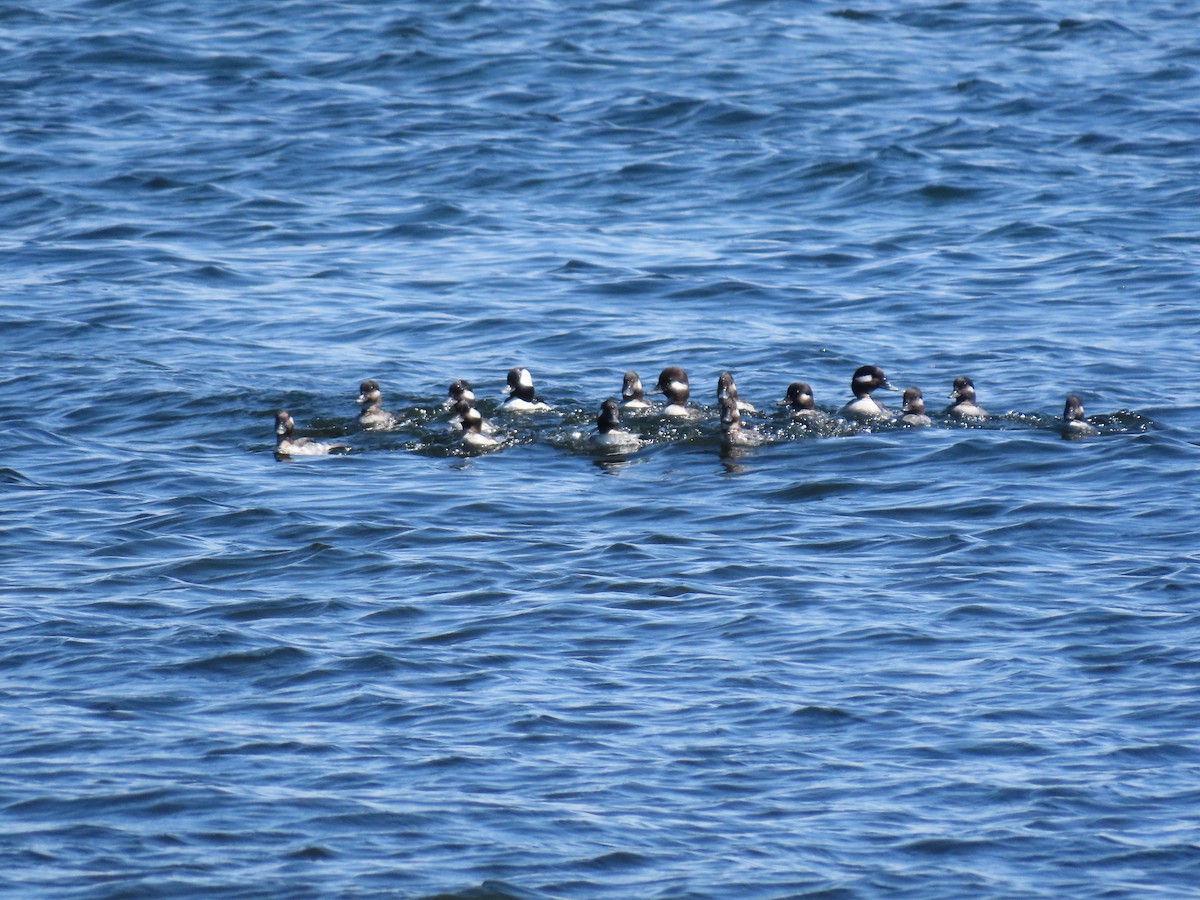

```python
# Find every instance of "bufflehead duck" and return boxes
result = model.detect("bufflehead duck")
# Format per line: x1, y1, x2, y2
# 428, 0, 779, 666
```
444, 379, 495, 433
945, 375, 988, 419
457, 403, 500, 451
718, 392, 763, 446
1062, 394, 1096, 438
900, 387, 932, 427
780, 381, 821, 419
500, 367, 552, 412
591, 398, 641, 452
716, 371, 755, 412
274, 410, 347, 458
653, 366, 695, 418
445, 378, 476, 408
839, 364, 898, 420
356, 379, 396, 429
620, 371, 652, 409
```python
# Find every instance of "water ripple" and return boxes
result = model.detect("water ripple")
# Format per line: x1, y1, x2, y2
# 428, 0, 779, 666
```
3, 1, 1200, 897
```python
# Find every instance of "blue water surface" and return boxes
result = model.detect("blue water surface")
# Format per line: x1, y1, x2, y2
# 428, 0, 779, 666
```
3, 1, 1200, 897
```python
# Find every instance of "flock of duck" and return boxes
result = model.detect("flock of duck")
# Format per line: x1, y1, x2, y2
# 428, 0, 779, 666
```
273, 364, 1103, 458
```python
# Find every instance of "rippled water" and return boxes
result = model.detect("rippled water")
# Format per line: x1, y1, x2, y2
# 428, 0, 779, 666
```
4, 1, 1200, 897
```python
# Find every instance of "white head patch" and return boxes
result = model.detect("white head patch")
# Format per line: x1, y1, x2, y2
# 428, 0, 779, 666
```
518, 368, 534, 389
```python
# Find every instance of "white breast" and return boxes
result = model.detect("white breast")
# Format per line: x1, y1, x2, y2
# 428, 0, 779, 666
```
840, 397, 888, 420
502, 397, 551, 412
461, 431, 500, 450
359, 409, 396, 428
947, 402, 987, 419
591, 430, 640, 451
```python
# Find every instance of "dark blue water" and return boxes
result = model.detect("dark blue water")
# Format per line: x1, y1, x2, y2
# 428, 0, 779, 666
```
4, 1, 1200, 896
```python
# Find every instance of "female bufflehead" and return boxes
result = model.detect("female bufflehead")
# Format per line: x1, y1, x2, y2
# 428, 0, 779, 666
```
591, 398, 641, 452
780, 381, 821, 419
945, 375, 987, 419
1062, 394, 1096, 438
839, 364, 898, 421
274, 410, 347, 458
900, 387, 932, 427
716, 370, 756, 412
445, 378, 476, 408
356, 379, 396, 429
653, 366, 695, 418
457, 403, 500, 451
620, 371, 652, 409
718, 392, 763, 446
500, 367, 552, 412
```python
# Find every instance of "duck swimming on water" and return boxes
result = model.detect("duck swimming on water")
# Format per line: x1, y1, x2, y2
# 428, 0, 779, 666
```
716, 370, 755, 413
620, 371, 651, 409
900, 387, 932, 427
275, 411, 348, 458
356, 379, 396, 429
654, 366, 695, 418
718, 392, 763, 446
500, 367, 552, 412
1061, 394, 1096, 438
457, 402, 501, 451
591, 398, 641, 452
945, 375, 987, 419
839, 365, 898, 421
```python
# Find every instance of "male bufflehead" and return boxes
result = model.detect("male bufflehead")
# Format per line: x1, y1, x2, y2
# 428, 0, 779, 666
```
716, 371, 756, 412
620, 371, 652, 409
591, 398, 641, 452
839, 365, 898, 420
500, 367, 552, 412
356, 379, 396, 429
653, 366, 695, 418
718, 392, 763, 446
900, 387, 932, 427
1062, 394, 1096, 438
780, 381, 821, 419
945, 375, 988, 419
274, 410, 347, 458
457, 403, 500, 451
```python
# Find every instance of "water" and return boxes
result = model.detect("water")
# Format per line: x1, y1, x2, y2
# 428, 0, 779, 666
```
3, 1, 1200, 896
